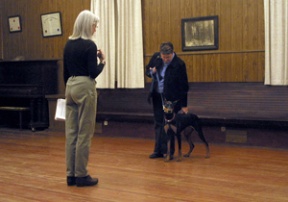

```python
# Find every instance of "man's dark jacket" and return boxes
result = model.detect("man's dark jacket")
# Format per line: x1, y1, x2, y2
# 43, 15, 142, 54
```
145, 52, 189, 108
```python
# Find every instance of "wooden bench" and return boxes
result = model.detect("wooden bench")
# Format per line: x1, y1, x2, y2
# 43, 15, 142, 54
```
0, 106, 30, 130
96, 82, 288, 129
188, 82, 288, 128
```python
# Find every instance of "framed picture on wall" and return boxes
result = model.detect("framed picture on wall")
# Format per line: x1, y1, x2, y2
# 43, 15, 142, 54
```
41, 12, 62, 37
8, 15, 22, 33
181, 16, 218, 51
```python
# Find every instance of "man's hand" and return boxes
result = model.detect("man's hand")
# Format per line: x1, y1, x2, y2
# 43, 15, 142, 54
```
149, 67, 157, 74
181, 107, 189, 114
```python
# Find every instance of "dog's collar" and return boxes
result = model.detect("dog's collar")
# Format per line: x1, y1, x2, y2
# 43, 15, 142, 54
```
165, 113, 175, 123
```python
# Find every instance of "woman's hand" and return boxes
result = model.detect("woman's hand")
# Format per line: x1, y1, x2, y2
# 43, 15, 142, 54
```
97, 49, 105, 63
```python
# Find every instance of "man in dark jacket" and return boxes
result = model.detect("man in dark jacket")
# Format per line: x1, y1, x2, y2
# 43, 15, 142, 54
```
146, 42, 189, 159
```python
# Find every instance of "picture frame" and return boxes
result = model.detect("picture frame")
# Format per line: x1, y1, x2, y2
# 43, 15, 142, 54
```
8, 15, 22, 33
41, 12, 62, 37
181, 16, 218, 51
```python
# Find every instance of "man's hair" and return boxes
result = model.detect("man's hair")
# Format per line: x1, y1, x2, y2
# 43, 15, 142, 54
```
69, 10, 100, 40
160, 42, 174, 54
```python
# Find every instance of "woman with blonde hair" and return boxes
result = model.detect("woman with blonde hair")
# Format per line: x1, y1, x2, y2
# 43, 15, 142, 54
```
63, 10, 106, 187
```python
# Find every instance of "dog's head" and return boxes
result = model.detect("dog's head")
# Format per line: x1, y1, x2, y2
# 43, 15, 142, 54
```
163, 99, 178, 121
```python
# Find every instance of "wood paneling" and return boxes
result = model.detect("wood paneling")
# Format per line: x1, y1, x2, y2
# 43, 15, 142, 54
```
143, 0, 265, 82
0, 0, 90, 60
0, 2, 3, 60
0, 0, 265, 82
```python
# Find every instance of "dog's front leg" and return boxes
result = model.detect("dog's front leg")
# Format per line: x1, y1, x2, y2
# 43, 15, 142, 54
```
164, 125, 172, 162
164, 124, 171, 161
165, 138, 171, 162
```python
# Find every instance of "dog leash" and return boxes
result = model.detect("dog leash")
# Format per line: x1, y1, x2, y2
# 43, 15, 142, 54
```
150, 68, 165, 107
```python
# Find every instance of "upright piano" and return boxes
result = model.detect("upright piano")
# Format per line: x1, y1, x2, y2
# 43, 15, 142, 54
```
0, 60, 59, 130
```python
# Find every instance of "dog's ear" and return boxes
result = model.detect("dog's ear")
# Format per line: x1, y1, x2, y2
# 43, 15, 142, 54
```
164, 97, 167, 102
162, 97, 168, 106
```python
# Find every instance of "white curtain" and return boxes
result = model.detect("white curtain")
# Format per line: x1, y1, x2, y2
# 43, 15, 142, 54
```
91, 0, 116, 88
91, 0, 145, 89
264, 0, 288, 85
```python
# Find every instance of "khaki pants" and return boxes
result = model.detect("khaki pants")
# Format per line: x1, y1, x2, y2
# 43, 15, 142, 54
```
65, 76, 97, 177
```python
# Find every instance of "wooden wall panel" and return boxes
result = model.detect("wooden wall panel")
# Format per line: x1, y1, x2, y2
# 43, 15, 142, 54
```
0, 2, 3, 60
230, 1, 243, 50
219, 0, 232, 50
143, 0, 265, 82
1, 0, 265, 83
1, 0, 90, 60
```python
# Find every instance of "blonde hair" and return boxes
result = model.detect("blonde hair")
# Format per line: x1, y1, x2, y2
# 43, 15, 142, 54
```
69, 10, 100, 40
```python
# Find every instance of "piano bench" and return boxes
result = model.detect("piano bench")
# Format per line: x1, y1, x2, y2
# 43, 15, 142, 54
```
0, 106, 30, 130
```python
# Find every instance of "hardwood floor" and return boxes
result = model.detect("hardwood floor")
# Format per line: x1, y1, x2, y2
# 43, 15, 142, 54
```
0, 128, 287, 202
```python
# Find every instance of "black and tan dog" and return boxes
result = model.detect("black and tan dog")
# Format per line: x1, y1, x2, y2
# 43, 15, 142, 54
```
163, 100, 210, 162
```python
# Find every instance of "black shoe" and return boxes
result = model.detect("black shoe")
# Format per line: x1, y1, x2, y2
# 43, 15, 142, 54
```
149, 153, 164, 159
67, 176, 76, 186
76, 175, 98, 187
